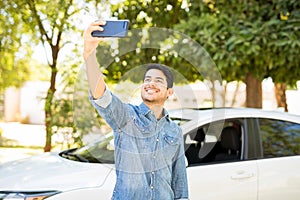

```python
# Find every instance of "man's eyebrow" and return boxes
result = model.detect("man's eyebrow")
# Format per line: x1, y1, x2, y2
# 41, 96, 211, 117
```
144, 75, 165, 80
155, 77, 165, 80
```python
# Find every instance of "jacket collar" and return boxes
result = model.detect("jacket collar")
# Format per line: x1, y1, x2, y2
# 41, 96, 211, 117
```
139, 102, 170, 121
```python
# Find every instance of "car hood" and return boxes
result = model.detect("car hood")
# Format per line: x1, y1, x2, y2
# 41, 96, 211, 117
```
0, 152, 114, 192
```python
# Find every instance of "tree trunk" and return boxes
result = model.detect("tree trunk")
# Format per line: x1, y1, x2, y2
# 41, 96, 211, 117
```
245, 73, 262, 108
43, 42, 59, 152
44, 90, 53, 152
274, 83, 288, 112
211, 80, 216, 107
44, 68, 57, 152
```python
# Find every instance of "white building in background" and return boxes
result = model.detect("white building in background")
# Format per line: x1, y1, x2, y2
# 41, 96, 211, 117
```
3, 80, 300, 125
262, 79, 300, 115
19, 81, 49, 124
4, 81, 48, 124
286, 89, 300, 115
4, 87, 21, 122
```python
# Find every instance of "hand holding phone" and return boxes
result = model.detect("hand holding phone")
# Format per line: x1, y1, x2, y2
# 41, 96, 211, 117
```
91, 20, 129, 38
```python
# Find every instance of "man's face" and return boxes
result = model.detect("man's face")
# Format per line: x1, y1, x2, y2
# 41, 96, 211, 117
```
141, 69, 173, 105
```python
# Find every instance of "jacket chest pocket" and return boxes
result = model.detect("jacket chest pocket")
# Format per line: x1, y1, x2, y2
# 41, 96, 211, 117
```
164, 135, 179, 146
132, 116, 155, 135
163, 135, 179, 155
153, 135, 180, 167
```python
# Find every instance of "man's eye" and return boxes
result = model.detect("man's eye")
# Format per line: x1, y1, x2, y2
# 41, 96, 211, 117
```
144, 78, 151, 83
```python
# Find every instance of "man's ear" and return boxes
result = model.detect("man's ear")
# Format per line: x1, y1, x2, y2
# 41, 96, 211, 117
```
167, 88, 174, 98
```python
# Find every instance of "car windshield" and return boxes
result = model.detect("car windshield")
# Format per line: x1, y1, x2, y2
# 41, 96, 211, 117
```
63, 116, 190, 164
66, 132, 115, 163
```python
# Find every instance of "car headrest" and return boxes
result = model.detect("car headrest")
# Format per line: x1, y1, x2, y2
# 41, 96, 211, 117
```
220, 127, 240, 150
194, 128, 205, 142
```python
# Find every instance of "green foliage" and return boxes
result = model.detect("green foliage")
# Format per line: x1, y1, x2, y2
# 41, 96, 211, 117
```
1, 0, 113, 150
73, 68, 105, 138
1, 0, 299, 147
0, 1, 31, 92
17, 0, 98, 151
106, 0, 299, 109
267, 0, 300, 86
49, 63, 105, 149
111, 0, 188, 28
176, 0, 300, 85
101, 0, 192, 83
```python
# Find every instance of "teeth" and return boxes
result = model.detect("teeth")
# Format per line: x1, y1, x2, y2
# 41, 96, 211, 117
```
147, 89, 155, 94
146, 89, 157, 94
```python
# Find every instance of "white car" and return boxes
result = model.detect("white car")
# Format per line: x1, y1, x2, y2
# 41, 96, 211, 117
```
0, 108, 300, 200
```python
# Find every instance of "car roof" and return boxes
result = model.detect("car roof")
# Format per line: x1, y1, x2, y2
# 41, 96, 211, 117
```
168, 107, 300, 124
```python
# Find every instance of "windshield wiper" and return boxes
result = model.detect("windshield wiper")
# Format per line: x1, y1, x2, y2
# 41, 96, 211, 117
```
60, 151, 90, 163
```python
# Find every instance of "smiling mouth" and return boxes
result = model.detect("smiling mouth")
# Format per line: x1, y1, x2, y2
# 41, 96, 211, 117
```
145, 88, 159, 94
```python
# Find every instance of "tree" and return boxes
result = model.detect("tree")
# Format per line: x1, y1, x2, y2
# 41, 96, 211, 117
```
102, 0, 190, 78
106, 0, 260, 107
99, 1, 209, 86
267, 0, 300, 111
13, 0, 79, 151
176, 0, 300, 109
9, 0, 110, 151
1, 0, 113, 150
0, 1, 31, 93
92, 0, 300, 110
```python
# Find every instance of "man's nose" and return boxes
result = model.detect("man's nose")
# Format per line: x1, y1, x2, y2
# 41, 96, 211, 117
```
144, 80, 156, 86
149, 81, 156, 86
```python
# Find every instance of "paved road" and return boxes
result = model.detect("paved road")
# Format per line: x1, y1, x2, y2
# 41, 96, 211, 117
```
0, 147, 43, 163
0, 122, 45, 163
0, 122, 45, 146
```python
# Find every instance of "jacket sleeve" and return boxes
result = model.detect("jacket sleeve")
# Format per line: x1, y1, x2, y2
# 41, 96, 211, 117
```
172, 128, 189, 200
89, 86, 130, 131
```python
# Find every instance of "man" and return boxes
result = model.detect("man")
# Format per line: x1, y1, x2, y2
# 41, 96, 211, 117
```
83, 20, 189, 200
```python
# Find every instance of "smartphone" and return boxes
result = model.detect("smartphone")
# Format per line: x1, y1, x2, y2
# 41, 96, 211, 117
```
91, 20, 129, 38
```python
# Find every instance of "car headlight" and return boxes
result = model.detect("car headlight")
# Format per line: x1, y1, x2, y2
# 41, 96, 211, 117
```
0, 191, 60, 200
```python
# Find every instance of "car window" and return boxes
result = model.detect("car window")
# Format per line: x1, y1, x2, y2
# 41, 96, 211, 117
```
259, 118, 300, 158
185, 119, 244, 166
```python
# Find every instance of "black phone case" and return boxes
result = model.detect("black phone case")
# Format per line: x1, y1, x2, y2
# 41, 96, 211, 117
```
91, 20, 129, 37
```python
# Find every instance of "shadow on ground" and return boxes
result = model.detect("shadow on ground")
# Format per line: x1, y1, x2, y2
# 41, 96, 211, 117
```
0, 135, 44, 164
0, 136, 20, 147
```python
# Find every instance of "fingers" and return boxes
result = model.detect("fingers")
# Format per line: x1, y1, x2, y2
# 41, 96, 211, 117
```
89, 21, 106, 32
84, 20, 107, 37
83, 20, 107, 60
92, 20, 106, 26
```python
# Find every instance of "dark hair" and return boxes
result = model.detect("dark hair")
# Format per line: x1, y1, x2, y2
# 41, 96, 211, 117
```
143, 63, 174, 88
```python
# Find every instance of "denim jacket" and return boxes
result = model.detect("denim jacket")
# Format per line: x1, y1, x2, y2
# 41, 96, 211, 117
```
90, 87, 189, 200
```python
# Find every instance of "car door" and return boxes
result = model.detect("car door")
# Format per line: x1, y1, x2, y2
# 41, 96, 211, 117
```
187, 161, 257, 200
186, 118, 258, 200
256, 118, 300, 200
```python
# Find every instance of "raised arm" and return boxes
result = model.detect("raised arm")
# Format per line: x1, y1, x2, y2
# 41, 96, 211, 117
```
83, 20, 107, 99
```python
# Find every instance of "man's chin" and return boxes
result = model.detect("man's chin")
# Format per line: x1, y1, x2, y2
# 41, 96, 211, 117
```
142, 97, 155, 103
141, 95, 158, 103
